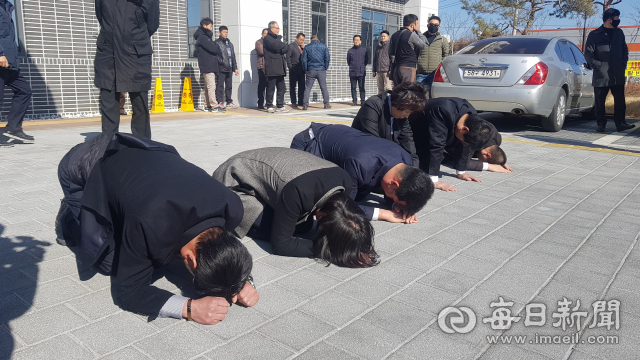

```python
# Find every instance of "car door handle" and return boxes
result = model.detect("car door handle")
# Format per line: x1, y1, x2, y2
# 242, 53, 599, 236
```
567, 69, 573, 73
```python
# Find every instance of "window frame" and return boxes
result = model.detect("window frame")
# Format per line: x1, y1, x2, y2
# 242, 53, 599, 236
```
361, 8, 400, 65
186, 0, 213, 59
12, 0, 26, 57
282, 0, 289, 44
311, 0, 328, 45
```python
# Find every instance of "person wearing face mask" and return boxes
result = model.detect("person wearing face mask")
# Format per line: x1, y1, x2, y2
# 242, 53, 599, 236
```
584, 8, 632, 133
416, 15, 449, 98
351, 82, 427, 167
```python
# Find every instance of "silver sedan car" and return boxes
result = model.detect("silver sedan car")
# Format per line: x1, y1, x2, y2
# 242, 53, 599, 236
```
431, 36, 595, 132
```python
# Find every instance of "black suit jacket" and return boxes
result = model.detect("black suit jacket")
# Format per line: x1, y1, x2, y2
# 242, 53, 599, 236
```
351, 93, 419, 167
410, 97, 477, 176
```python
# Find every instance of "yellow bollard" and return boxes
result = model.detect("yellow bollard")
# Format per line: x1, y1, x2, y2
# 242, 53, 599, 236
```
179, 77, 195, 111
151, 78, 165, 113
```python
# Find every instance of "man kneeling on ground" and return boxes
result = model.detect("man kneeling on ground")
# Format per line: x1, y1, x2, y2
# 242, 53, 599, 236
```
55, 133, 258, 325
213, 147, 378, 267
291, 123, 434, 223
442, 121, 513, 174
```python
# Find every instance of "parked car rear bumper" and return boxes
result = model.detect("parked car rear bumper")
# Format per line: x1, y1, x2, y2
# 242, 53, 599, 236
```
431, 83, 558, 117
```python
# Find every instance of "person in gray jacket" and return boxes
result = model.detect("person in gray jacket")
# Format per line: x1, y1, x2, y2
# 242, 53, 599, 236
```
373, 30, 392, 94
213, 148, 378, 268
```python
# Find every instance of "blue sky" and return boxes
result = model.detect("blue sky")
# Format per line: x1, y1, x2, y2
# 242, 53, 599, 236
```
438, 0, 638, 37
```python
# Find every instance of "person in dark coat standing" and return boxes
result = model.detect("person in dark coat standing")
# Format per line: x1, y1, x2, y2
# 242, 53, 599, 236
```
291, 123, 434, 224
255, 28, 268, 109
351, 82, 427, 167
347, 35, 369, 106
0, 0, 33, 144
388, 14, 426, 85
409, 97, 493, 192
263, 21, 291, 113
373, 30, 392, 95
94, 0, 159, 139
194, 18, 224, 113
288, 33, 306, 109
56, 134, 259, 324
584, 8, 633, 133
301, 35, 331, 110
214, 26, 239, 109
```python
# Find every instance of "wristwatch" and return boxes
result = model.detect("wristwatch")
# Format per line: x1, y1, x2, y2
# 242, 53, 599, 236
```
247, 275, 255, 289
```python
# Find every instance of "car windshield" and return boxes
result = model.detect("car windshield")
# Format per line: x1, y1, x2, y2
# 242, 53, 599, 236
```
459, 38, 551, 55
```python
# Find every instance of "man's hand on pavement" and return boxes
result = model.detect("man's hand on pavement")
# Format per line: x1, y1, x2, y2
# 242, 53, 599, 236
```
458, 173, 482, 182
487, 164, 512, 173
379, 209, 418, 224
434, 181, 457, 192
503, 163, 514, 172
184, 297, 230, 325
236, 281, 259, 307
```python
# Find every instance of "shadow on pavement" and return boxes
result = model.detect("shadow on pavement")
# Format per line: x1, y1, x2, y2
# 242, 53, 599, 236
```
0, 224, 49, 360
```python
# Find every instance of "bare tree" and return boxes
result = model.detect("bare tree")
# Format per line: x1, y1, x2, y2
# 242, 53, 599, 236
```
461, 0, 556, 35
440, 12, 473, 55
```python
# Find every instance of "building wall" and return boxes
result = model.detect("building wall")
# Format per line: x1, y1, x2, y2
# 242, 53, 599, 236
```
2, 0, 437, 120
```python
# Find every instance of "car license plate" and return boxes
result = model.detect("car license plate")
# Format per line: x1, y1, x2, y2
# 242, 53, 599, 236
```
463, 69, 501, 78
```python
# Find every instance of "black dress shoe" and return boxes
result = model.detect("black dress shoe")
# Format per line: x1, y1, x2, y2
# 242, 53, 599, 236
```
616, 123, 635, 132
351, 102, 358, 106
302, 105, 308, 110
324, 104, 331, 109
596, 125, 605, 133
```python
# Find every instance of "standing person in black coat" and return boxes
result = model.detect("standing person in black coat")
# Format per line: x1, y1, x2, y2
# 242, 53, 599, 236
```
214, 26, 239, 109
584, 8, 633, 133
288, 33, 306, 109
373, 30, 392, 95
347, 35, 369, 106
388, 14, 426, 85
255, 29, 269, 110
351, 82, 427, 167
56, 134, 259, 325
94, 0, 159, 139
0, 0, 33, 144
263, 21, 291, 113
194, 18, 225, 113
409, 97, 493, 192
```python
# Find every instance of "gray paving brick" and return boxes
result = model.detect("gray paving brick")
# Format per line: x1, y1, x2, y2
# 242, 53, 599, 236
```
252, 283, 308, 317
274, 268, 340, 298
306, 261, 364, 281
15, 277, 90, 310
71, 312, 156, 355
360, 259, 424, 287
511, 248, 568, 271
394, 327, 477, 360
135, 321, 224, 360
0, 293, 30, 324
202, 332, 294, 360
394, 283, 459, 315
0, 208, 51, 224
362, 299, 435, 338
567, 349, 609, 360
478, 263, 552, 303
418, 267, 479, 295
11, 334, 94, 360
67, 288, 122, 321
325, 319, 404, 359
256, 255, 315, 273
295, 341, 361, 360
334, 274, 401, 305
479, 344, 554, 360
391, 248, 447, 272
100, 346, 150, 360
19, 255, 79, 283
189, 306, 269, 341
299, 290, 370, 327
256, 310, 335, 351
10, 304, 88, 344
441, 254, 500, 281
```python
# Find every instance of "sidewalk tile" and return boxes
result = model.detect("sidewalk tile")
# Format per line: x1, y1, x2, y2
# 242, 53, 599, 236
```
325, 319, 404, 359
10, 304, 87, 344
202, 332, 293, 360
71, 312, 156, 355
256, 310, 335, 351
11, 334, 94, 360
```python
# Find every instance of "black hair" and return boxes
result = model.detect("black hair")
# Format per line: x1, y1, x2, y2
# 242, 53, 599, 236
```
403, 14, 419, 27
262, 28, 269, 33
297, 33, 306, 39
603, 8, 620, 22
395, 166, 433, 216
219, 25, 228, 32
193, 228, 253, 302
390, 82, 428, 113
314, 192, 378, 268
463, 116, 493, 150
381, 30, 390, 36
200, 18, 213, 27
353, 35, 361, 41
487, 145, 507, 165
428, 15, 441, 24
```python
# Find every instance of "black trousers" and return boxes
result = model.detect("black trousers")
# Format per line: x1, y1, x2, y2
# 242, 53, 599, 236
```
289, 69, 305, 106
1, 68, 32, 131
594, 85, 626, 127
216, 71, 233, 104
100, 88, 151, 139
350, 76, 365, 103
266, 75, 286, 108
257, 69, 267, 108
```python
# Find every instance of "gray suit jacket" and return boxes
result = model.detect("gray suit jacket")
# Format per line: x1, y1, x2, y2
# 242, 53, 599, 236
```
212, 148, 349, 254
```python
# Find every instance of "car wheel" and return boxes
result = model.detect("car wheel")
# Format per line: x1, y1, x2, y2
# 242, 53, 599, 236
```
541, 91, 566, 132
